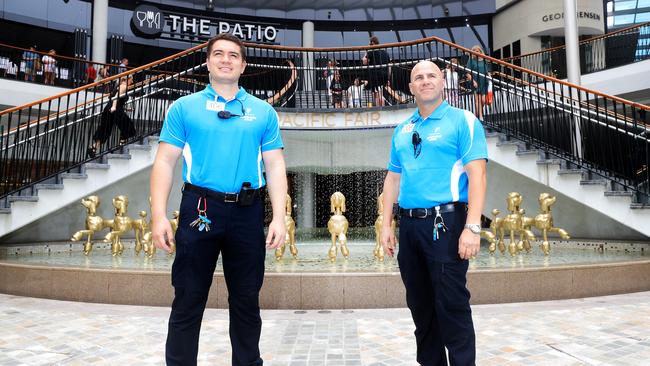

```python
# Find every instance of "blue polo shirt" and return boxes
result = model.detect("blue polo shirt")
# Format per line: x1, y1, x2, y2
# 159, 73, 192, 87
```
387, 101, 487, 209
160, 85, 283, 193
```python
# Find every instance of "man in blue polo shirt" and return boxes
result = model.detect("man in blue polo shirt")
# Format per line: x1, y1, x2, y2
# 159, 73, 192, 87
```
381, 60, 487, 366
150, 33, 287, 366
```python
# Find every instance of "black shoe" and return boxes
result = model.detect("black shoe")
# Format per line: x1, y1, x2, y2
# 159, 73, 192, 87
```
86, 146, 97, 158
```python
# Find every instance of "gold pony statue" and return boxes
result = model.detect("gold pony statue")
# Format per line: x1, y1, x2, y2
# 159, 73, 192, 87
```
142, 210, 180, 258
534, 193, 570, 255
374, 193, 395, 261
71, 195, 112, 255
275, 194, 297, 260
104, 195, 133, 256
486, 209, 505, 254
132, 211, 149, 255
502, 192, 535, 256
327, 191, 349, 262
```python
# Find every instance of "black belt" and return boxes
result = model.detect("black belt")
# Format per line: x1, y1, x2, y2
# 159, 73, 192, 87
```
182, 182, 260, 203
399, 202, 467, 218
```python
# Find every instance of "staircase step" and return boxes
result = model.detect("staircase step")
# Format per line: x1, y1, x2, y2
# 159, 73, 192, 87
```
106, 153, 132, 160
59, 172, 88, 180
84, 163, 110, 170
580, 179, 608, 186
604, 190, 634, 197
515, 149, 540, 156
536, 158, 563, 166
557, 168, 584, 175
34, 183, 65, 191
0, 207, 11, 214
495, 140, 523, 148
126, 144, 152, 152
8, 195, 39, 203
630, 203, 650, 209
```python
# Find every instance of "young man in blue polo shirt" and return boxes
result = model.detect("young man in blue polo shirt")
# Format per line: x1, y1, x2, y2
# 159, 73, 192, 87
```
150, 33, 287, 366
381, 60, 487, 366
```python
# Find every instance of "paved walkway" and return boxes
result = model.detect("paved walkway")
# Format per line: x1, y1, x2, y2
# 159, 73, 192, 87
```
0, 292, 649, 365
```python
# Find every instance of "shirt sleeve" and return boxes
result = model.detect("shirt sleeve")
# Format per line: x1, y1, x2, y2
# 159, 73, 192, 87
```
458, 111, 488, 165
387, 126, 402, 173
159, 100, 186, 149
261, 107, 284, 152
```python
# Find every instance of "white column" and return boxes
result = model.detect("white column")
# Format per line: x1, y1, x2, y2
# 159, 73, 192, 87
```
302, 21, 315, 92
563, 0, 581, 85
564, 0, 583, 158
296, 172, 314, 229
92, 0, 109, 63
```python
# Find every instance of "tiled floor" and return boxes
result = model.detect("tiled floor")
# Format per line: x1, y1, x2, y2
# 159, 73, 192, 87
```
0, 292, 649, 365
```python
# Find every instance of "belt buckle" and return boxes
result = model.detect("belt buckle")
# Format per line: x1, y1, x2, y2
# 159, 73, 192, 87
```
410, 208, 428, 219
224, 193, 238, 203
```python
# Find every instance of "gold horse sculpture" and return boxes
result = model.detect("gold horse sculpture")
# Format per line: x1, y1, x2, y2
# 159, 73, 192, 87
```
104, 195, 133, 256
71, 196, 112, 255
327, 192, 349, 262
502, 192, 536, 256
374, 193, 395, 261
275, 194, 297, 260
534, 193, 570, 255
141, 210, 180, 258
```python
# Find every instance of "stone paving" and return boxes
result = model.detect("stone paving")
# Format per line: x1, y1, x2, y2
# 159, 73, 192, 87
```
0, 292, 649, 365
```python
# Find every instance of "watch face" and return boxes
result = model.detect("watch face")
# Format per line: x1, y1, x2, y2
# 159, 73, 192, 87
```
466, 224, 481, 234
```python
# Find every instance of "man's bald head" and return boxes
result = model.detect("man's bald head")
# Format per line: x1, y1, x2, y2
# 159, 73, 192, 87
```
409, 60, 445, 107
410, 60, 442, 82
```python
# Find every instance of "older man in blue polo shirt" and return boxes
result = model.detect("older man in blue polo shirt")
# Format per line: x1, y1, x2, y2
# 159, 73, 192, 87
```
381, 60, 487, 366
150, 33, 287, 366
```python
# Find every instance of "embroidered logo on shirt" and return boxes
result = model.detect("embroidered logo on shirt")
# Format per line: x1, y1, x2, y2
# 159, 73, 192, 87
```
402, 123, 414, 133
427, 127, 442, 141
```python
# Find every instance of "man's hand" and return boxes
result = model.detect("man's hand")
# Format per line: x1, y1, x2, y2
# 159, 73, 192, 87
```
151, 216, 174, 253
266, 218, 286, 249
458, 229, 480, 260
380, 226, 397, 257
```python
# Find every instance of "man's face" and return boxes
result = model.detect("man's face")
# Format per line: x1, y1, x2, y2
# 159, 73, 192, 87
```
207, 40, 246, 84
409, 61, 444, 104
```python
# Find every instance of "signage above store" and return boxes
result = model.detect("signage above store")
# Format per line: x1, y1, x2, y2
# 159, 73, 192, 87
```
542, 11, 601, 23
131, 4, 278, 43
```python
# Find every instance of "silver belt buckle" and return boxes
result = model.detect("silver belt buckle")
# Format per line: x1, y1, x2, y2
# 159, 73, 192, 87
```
224, 193, 238, 203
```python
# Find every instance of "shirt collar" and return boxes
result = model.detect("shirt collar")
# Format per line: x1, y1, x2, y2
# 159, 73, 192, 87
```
409, 100, 450, 123
203, 84, 248, 102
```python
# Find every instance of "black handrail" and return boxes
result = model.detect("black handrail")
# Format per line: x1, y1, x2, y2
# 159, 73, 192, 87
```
1, 35, 649, 207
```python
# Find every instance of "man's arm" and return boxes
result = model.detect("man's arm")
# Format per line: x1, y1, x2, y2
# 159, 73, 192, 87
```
458, 159, 487, 259
262, 148, 288, 249
380, 171, 400, 257
150, 142, 182, 253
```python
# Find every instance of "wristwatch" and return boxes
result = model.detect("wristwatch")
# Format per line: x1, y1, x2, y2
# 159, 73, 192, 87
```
464, 224, 481, 234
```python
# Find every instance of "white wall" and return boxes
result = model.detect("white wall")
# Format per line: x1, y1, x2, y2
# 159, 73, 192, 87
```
493, 0, 604, 52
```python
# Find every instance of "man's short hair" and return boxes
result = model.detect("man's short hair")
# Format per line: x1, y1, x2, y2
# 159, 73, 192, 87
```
207, 33, 247, 61
369, 36, 379, 45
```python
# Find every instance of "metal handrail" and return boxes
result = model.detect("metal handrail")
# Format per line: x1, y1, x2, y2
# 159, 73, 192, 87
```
1, 34, 649, 204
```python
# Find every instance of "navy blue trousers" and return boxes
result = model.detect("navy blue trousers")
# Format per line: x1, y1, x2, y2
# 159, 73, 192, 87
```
397, 209, 476, 366
166, 190, 265, 366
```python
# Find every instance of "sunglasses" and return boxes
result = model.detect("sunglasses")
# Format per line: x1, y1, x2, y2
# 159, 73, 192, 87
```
412, 131, 422, 159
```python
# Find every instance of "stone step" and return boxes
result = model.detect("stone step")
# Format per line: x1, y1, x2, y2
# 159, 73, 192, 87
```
630, 203, 650, 209
557, 168, 584, 175
84, 163, 110, 170
7, 195, 39, 203
106, 153, 131, 160
59, 172, 88, 180
34, 183, 65, 191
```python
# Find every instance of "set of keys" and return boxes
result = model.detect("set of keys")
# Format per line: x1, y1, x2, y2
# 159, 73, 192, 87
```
432, 206, 448, 241
190, 196, 211, 232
